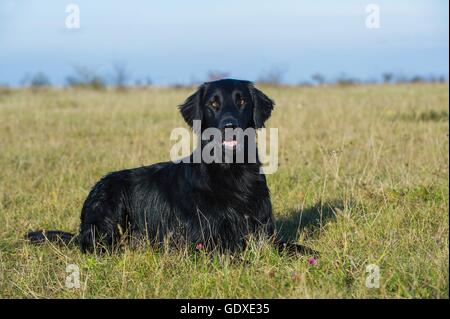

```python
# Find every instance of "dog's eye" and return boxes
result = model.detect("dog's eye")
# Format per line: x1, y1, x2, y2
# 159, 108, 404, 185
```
237, 98, 245, 107
210, 100, 220, 110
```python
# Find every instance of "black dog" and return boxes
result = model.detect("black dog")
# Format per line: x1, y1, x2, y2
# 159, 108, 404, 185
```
27, 79, 315, 255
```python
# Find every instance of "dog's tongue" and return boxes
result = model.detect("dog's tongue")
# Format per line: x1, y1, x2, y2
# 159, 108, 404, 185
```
223, 140, 238, 147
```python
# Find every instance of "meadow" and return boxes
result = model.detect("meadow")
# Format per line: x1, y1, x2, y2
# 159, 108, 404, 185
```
0, 83, 448, 298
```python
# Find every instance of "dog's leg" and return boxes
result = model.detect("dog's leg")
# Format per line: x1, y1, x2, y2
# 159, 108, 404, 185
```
79, 218, 125, 253
274, 238, 319, 257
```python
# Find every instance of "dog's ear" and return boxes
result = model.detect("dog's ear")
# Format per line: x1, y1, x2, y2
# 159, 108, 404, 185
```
249, 83, 275, 129
178, 84, 206, 129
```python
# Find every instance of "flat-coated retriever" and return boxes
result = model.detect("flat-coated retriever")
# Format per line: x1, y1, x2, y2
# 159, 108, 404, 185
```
27, 79, 316, 256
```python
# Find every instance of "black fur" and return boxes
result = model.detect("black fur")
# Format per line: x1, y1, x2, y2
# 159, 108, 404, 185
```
26, 79, 316, 256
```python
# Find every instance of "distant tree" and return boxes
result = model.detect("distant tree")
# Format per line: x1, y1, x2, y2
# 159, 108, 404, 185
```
111, 63, 130, 90
437, 75, 447, 83
23, 71, 51, 87
145, 77, 153, 86
66, 66, 105, 90
382, 72, 394, 84
207, 71, 230, 82
335, 73, 360, 86
410, 75, 425, 83
311, 73, 326, 85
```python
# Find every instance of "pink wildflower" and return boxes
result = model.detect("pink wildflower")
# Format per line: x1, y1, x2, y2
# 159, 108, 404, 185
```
308, 257, 317, 266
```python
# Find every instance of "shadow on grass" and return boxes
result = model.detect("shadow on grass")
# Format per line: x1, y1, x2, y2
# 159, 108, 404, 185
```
275, 200, 344, 242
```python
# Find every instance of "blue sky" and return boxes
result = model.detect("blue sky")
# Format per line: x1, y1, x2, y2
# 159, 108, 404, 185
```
0, 0, 448, 85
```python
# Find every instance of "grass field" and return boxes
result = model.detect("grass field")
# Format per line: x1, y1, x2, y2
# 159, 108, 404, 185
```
0, 83, 448, 298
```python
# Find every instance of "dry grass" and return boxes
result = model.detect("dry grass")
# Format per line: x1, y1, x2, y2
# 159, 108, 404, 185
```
0, 84, 448, 298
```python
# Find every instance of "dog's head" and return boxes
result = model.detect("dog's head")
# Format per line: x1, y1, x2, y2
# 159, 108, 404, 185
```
179, 79, 274, 154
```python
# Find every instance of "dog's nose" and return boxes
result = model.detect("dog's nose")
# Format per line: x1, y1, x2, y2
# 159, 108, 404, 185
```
224, 122, 236, 129
220, 118, 239, 130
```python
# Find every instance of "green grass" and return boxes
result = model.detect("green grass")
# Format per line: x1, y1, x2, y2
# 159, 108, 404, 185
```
0, 84, 448, 298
